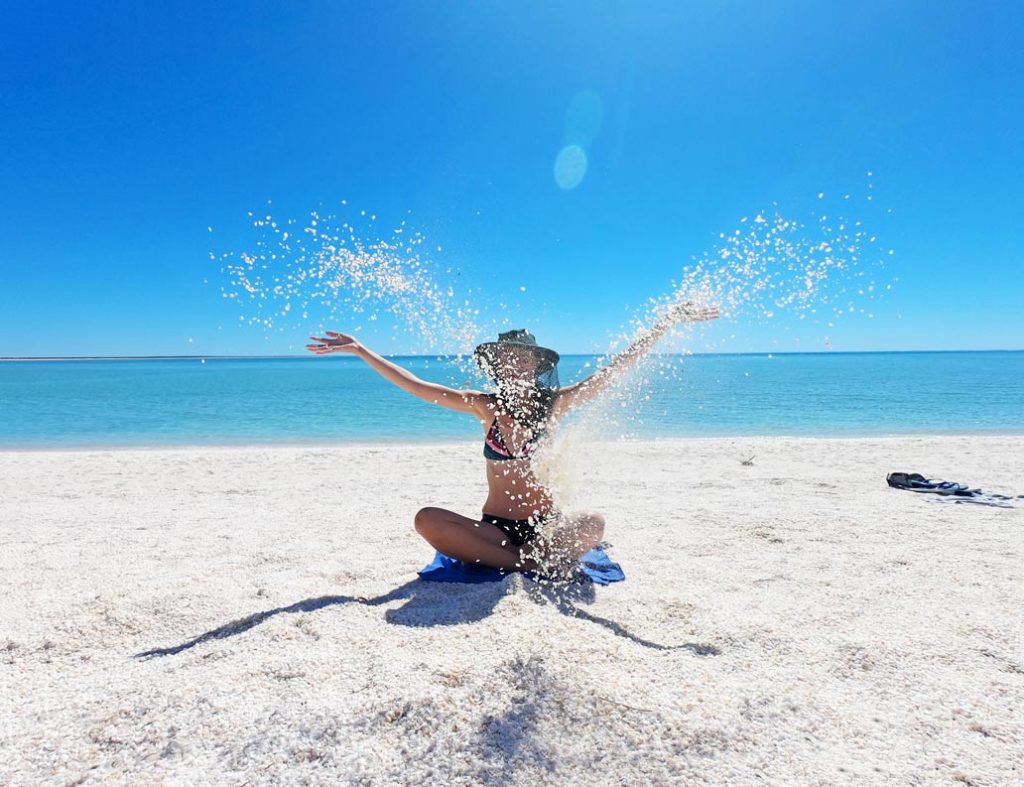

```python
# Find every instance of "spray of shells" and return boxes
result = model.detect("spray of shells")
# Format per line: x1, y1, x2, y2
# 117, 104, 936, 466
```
214, 186, 893, 580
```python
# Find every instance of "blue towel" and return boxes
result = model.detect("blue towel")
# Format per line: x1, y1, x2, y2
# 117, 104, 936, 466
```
418, 546, 625, 585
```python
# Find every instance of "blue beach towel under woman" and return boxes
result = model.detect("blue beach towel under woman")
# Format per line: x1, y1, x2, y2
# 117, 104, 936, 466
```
418, 545, 625, 585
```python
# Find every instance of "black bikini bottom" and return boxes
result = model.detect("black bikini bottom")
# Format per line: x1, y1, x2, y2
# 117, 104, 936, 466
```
481, 513, 556, 547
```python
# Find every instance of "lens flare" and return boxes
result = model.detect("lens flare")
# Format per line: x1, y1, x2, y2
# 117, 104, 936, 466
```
554, 145, 588, 190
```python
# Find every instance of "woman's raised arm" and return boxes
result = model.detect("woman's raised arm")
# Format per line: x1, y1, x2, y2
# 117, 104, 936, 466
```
554, 301, 719, 416
307, 331, 486, 415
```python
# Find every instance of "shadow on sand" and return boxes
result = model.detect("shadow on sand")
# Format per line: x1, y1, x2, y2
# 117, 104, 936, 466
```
134, 575, 720, 659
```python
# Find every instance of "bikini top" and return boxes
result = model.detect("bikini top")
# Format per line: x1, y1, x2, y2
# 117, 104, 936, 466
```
483, 418, 544, 461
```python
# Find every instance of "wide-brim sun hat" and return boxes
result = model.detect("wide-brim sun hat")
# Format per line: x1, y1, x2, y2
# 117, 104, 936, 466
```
473, 329, 559, 375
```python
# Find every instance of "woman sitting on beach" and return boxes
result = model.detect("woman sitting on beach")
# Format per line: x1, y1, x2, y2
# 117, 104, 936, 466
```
307, 302, 718, 574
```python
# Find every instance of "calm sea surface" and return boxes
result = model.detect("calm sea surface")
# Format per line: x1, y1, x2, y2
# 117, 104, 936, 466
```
1, 352, 1021, 448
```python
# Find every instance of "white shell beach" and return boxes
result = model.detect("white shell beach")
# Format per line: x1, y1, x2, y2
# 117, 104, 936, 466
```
2, 436, 1021, 785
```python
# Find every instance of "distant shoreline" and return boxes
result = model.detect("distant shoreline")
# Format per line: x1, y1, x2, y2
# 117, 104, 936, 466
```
2, 431, 1024, 453
2, 349, 1022, 362
0, 355, 276, 362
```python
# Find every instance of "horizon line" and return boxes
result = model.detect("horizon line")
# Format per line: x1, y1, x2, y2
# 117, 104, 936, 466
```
2, 348, 1022, 362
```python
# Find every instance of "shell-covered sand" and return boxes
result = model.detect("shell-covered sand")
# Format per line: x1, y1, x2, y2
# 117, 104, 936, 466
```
1, 436, 1021, 785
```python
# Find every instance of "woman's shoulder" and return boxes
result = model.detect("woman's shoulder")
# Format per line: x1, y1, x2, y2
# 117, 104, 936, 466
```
470, 392, 499, 421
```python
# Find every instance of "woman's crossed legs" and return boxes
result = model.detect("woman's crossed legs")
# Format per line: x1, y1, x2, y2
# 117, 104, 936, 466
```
414, 507, 605, 574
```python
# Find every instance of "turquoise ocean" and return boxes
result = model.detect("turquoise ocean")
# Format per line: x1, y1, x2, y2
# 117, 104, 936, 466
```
1, 351, 1021, 449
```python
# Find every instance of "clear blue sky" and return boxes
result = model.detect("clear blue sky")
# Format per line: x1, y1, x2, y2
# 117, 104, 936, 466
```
1, 1, 1021, 356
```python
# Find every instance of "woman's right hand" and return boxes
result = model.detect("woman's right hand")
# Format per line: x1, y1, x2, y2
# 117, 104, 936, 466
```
666, 300, 720, 325
306, 331, 362, 355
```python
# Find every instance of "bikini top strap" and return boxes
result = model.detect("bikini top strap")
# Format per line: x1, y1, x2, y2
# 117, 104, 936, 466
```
485, 418, 510, 453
